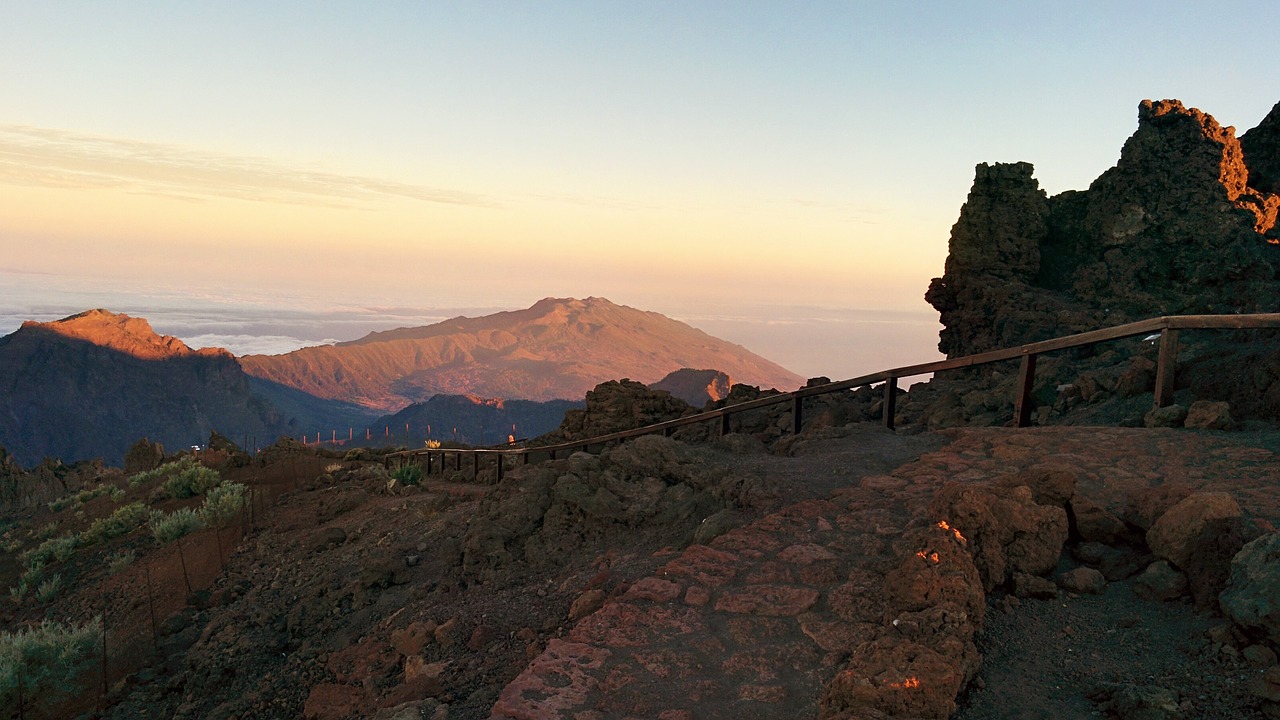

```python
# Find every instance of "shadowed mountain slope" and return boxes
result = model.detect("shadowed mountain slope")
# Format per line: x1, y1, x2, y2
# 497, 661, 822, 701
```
0, 310, 293, 465
239, 297, 804, 412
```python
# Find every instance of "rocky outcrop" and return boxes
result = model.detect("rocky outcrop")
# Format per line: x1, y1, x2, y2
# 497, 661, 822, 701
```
1221, 532, 1280, 645
927, 99, 1280, 360
534, 379, 696, 444
648, 368, 732, 408
1242, 101, 1280, 195
373, 394, 582, 447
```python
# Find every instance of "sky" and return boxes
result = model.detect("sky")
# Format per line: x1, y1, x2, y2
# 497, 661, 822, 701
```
2, 1, 1279, 381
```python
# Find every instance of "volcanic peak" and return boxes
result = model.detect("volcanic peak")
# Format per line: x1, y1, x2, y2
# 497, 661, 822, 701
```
20, 309, 228, 360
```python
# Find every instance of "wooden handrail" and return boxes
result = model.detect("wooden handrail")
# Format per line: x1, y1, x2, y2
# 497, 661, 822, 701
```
385, 313, 1280, 477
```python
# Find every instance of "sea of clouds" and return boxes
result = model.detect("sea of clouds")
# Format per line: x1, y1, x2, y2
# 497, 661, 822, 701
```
2, 269, 943, 381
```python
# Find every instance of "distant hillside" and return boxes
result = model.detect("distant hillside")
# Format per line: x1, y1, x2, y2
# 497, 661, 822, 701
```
0, 310, 299, 466
371, 394, 583, 447
239, 297, 804, 412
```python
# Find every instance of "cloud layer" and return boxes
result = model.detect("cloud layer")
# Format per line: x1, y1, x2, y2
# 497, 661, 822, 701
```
0, 124, 499, 208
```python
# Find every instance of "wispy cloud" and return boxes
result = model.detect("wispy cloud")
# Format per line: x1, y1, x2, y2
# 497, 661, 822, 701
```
0, 124, 501, 209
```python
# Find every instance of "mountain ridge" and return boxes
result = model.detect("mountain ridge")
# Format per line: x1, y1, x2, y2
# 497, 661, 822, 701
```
239, 296, 803, 411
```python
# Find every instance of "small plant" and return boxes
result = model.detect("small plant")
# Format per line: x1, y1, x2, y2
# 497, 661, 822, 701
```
324, 462, 345, 474
0, 617, 102, 712
9, 581, 27, 606
127, 457, 193, 488
106, 550, 135, 575
22, 534, 79, 568
163, 464, 222, 499
79, 502, 150, 547
199, 482, 246, 526
35, 522, 59, 540
108, 486, 126, 502
47, 495, 76, 512
149, 508, 205, 544
35, 574, 61, 603
391, 462, 423, 487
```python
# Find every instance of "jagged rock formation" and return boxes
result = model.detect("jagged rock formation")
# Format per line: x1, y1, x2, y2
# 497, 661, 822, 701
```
534, 379, 696, 444
1243, 101, 1280, 195
240, 297, 803, 411
648, 367, 731, 408
927, 99, 1280, 358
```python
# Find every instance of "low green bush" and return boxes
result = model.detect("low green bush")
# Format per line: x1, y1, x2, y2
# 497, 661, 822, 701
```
149, 508, 204, 544
127, 457, 193, 488
0, 617, 101, 712
199, 482, 246, 526
106, 550, 135, 575
391, 462, 423, 486
22, 534, 79, 568
79, 502, 150, 547
163, 465, 222, 499
35, 574, 61, 604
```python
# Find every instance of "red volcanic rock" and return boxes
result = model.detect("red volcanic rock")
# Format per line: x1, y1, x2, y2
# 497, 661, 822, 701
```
1147, 491, 1243, 569
713, 584, 820, 616
490, 640, 611, 720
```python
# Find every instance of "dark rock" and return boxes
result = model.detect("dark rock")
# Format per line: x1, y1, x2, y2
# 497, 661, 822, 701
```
1144, 404, 1187, 428
1011, 571, 1059, 599
648, 368, 731, 408
1183, 400, 1233, 430
1133, 561, 1189, 602
1058, 567, 1107, 595
1147, 492, 1243, 569
1221, 533, 1280, 645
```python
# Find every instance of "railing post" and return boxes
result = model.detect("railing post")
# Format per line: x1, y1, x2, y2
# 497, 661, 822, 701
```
882, 378, 898, 430
495, 454, 504, 481
1154, 328, 1179, 408
792, 395, 803, 435
720, 412, 731, 436
1014, 352, 1038, 428
473, 452, 479, 480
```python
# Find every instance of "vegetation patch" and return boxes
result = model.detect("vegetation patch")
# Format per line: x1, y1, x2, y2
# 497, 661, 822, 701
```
0, 618, 101, 712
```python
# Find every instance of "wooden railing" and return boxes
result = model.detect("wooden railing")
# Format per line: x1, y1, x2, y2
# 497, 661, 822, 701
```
385, 313, 1280, 479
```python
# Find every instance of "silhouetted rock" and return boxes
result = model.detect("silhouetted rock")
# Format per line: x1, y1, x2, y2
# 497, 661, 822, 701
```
648, 368, 732, 408
537, 379, 695, 444
123, 437, 166, 474
928, 100, 1280, 363
1242, 101, 1280, 195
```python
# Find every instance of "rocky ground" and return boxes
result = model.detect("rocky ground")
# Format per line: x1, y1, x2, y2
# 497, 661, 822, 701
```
5, 422, 1280, 720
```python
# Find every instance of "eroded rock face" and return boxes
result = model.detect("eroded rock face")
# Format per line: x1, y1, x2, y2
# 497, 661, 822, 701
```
927, 99, 1280, 360
927, 483, 1069, 591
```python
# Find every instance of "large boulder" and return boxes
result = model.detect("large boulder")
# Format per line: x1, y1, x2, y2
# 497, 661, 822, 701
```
1221, 532, 1280, 644
1146, 492, 1243, 569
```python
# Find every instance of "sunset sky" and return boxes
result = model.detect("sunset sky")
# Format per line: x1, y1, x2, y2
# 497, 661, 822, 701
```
3, 2, 1278, 379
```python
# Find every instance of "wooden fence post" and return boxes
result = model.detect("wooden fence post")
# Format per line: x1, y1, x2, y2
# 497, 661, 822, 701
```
719, 412, 731, 436
1154, 328, 1179, 408
1014, 352, 1038, 428
882, 378, 898, 430
792, 395, 803, 435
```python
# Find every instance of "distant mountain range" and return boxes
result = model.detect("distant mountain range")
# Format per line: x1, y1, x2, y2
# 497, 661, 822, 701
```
0, 299, 803, 465
239, 297, 802, 411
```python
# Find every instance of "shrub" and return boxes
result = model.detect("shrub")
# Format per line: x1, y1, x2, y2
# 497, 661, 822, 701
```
22, 534, 79, 568
106, 550, 135, 575
9, 582, 27, 606
35, 574, 61, 603
391, 462, 423, 487
200, 482, 246, 526
127, 457, 195, 488
163, 465, 222, 499
79, 502, 150, 547
149, 508, 204, 544
0, 618, 101, 712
